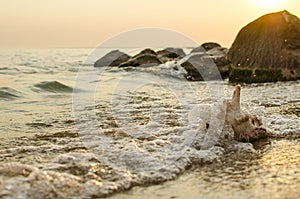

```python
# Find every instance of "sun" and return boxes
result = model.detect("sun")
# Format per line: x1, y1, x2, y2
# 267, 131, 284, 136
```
252, 0, 286, 9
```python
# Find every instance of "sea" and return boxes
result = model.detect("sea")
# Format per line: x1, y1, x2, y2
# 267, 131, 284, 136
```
0, 48, 300, 199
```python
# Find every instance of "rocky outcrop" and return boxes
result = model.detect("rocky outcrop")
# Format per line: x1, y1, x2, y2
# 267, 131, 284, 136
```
94, 50, 131, 67
228, 10, 300, 83
157, 48, 186, 63
93, 44, 231, 78
180, 43, 230, 80
119, 49, 162, 67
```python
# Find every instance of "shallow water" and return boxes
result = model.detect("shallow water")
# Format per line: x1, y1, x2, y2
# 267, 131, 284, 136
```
0, 49, 299, 198
110, 139, 300, 199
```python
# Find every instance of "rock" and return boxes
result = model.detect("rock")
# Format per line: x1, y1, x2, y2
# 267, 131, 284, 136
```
119, 54, 162, 67
225, 85, 268, 142
207, 47, 228, 57
94, 50, 131, 67
228, 10, 300, 83
208, 47, 231, 79
180, 53, 223, 81
157, 48, 186, 63
190, 46, 206, 54
191, 42, 222, 53
119, 48, 162, 67
132, 48, 157, 58
201, 42, 222, 51
180, 45, 231, 80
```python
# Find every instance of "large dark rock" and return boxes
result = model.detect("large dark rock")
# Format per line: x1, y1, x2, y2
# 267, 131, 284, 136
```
181, 53, 224, 81
191, 42, 222, 53
157, 48, 186, 63
94, 50, 131, 67
207, 47, 228, 57
181, 45, 231, 80
132, 48, 157, 58
228, 10, 300, 83
201, 42, 222, 51
208, 47, 231, 78
119, 48, 162, 67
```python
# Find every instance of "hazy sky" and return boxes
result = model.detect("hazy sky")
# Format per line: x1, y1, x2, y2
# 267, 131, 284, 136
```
1, 0, 300, 48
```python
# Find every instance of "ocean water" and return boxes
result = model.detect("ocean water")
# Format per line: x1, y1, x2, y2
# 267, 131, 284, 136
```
0, 48, 299, 199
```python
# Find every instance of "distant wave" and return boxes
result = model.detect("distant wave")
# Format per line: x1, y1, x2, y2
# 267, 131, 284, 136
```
34, 81, 73, 93
0, 87, 21, 100
0, 67, 10, 71
0, 67, 20, 75
26, 122, 53, 128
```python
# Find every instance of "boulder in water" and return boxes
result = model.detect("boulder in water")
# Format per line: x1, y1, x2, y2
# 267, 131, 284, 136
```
157, 48, 186, 63
228, 10, 300, 83
208, 47, 231, 79
201, 42, 222, 51
191, 42, 222, 53
119, 54, 162, 67
181, 53, 223, 81
119, 48, 162, 67
180, 44, 230, 80
133, 48, 157, 58
94, 50, 131, 67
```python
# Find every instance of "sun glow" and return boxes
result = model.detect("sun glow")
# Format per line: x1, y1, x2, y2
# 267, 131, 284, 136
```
253, 0, 286, 9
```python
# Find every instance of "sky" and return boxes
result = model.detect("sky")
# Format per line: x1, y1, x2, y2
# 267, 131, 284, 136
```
0, 0, 300, 48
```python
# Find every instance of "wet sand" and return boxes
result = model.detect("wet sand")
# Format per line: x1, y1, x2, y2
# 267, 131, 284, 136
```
110, 139, 300, 199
